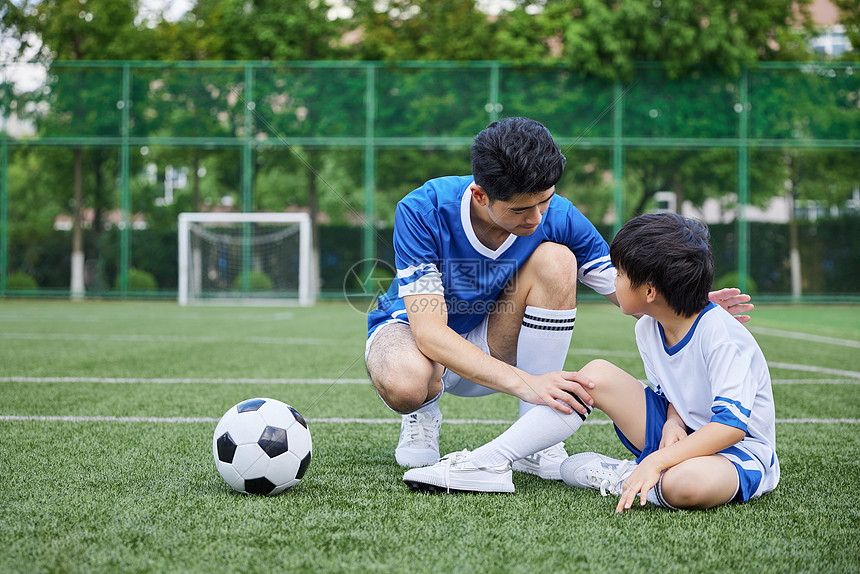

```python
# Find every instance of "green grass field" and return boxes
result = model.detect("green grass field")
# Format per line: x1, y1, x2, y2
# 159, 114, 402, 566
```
0, 300, 858, 573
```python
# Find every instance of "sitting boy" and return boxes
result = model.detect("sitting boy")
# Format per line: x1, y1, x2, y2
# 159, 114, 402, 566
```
403, 213, 779, 512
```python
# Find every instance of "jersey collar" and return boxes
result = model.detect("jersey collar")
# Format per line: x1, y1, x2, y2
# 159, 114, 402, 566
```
460, 182, 517, 260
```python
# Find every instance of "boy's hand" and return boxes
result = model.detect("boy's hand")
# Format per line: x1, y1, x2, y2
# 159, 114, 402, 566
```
659, 420, 688, 449
708, 288, 753, 323
616, 457, 663, 513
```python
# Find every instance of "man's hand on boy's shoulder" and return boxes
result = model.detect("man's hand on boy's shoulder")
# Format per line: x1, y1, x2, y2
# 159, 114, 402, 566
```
709, 287, 754, 323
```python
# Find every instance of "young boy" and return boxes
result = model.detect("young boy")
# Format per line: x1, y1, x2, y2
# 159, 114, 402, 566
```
403, 213, 779, 512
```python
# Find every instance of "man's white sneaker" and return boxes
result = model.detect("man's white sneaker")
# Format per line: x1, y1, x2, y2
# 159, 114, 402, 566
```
511, 442, 568, 480
395, 410, 442, 468
559, 452, 637, 496
403, 450, 515, 493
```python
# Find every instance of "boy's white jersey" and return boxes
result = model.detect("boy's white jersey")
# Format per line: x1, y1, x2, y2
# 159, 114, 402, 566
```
635, 302, 779, 491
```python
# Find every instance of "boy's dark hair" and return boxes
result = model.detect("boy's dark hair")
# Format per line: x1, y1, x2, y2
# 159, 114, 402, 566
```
610, 213, 713, 318
471, 117, 566, 202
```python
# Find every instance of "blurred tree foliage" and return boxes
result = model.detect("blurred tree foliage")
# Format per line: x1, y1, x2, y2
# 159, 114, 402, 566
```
1, 0, 857, 293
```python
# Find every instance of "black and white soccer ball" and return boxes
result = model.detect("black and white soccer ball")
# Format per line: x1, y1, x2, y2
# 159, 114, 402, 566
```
213, 398, 312, 495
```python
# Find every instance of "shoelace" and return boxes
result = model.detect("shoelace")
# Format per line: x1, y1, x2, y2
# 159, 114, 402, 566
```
441, 450, 471, 492
591, 460, 637, 497
401, 413, 439, 448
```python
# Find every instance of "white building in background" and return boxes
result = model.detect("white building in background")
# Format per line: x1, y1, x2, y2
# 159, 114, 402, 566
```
651, 191, 860, 225
808, 0, 853, 56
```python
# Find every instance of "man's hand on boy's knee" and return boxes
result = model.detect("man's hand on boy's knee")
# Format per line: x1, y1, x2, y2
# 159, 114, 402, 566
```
516, 370, 594, 416
708, 287, 754, 323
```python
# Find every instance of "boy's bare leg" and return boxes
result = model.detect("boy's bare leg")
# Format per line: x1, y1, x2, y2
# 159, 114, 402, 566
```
659, 456, 739, 509
577, 359, 649, 450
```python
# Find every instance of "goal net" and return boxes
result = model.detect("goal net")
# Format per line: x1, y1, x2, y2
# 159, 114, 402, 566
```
178, 212, 314, 306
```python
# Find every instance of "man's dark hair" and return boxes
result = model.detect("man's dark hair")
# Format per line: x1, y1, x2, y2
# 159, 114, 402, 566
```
610, 213, 713, 318
471, 117, 566, 202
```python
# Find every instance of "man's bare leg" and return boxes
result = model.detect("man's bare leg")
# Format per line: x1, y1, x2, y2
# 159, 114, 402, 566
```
366, 322, 444, 414
366, 323, 445, 467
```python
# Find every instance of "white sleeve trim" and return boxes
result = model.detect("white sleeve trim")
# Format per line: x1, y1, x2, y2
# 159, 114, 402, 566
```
578, 256, 617, 295
398, 272, 444, 297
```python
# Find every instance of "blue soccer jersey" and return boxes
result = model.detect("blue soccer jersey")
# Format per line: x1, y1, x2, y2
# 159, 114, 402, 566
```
367, 176, 616, 338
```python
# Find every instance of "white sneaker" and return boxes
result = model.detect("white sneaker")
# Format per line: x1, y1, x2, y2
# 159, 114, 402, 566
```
403, 450, 515, 493
511, 442, 568, 480
395, 409, 442, 468
560, 452, 637, 496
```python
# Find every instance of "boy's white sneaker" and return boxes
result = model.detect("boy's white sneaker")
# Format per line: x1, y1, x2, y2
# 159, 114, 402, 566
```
403, 450, 515, 493
560, 452, 637, 496
511, 442, 568, 480
395, 410, 442, 468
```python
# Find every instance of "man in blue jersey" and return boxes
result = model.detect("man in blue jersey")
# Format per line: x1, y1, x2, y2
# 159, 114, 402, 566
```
404, 214, 778, 512
366, 117, 752, 479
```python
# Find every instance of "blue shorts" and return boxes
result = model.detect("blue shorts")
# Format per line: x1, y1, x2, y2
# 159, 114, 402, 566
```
613, 385, 778, 503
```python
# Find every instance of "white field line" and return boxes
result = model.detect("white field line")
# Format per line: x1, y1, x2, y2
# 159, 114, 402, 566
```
767, 362, 860, 379
0, 415, 857, 425
1, 376, 857, 385
0, 333, 334, 345
748, 326, 860, 349
0, 376, 370, 384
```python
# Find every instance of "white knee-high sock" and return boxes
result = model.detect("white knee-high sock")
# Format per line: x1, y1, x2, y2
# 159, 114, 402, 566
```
472, 403, 588, 467
515, 306, 577, 419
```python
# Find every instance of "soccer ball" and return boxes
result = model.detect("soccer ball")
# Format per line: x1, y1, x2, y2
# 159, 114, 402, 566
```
213, 398, 312, 495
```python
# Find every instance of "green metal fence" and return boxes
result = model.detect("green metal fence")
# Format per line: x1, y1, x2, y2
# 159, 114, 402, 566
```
1, 61, 858, 300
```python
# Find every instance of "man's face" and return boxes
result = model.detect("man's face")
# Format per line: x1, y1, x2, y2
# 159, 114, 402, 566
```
485, 187, 555, 236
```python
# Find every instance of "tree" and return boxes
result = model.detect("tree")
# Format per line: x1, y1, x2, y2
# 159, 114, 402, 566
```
494, 0, 816, 80
2, 0, 157, 297
169, 0, 343, 61
343, 0, 498, 61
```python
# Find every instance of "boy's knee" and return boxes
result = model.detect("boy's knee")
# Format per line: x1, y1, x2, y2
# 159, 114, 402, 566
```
660, 473, 700, 508
660, 464, 730, 509
579, 359, 614, 381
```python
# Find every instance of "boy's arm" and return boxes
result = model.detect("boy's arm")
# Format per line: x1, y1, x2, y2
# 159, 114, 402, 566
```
404, 293, 594, 415
615, 422, 745, 512
659, 403, 687, 449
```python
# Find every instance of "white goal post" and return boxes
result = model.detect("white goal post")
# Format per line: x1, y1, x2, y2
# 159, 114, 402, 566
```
178, 212, 314, 306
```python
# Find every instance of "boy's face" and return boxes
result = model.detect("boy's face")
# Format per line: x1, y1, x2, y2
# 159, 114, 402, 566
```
485, 187, 555, 236
614, 268, 649, 316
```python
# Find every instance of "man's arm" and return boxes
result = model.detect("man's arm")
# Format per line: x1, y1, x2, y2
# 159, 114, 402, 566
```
615, 421, 745, 512
604, 288, 753, 323
403, 293, 593, 415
